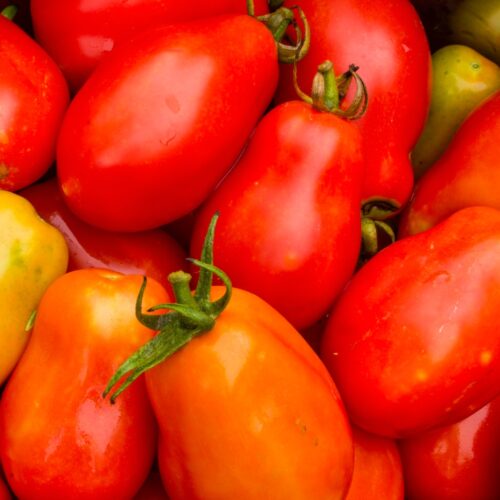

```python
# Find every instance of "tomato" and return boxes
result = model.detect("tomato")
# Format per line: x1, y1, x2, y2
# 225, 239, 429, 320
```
30, 0, 269, 92
400, 91, 500, 237
0, 190, 68, 385
20, 177, 187, 292
345, 427, 404, 500
0, 11, 68, 191
104, 219, 354, 499
321, 206, 500, 438
275, 0, 431, 212
0, 269, 168, 499
400, 395, 500, 499
57, 14, 281, 232
190, 93, 363, 330
411, 44, 500, 178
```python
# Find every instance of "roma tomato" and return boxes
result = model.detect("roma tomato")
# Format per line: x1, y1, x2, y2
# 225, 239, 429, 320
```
105, 220, 354, 499
399, 395, 500, 500
30, 0, 269, 92
400, 91, 500, 237
0, 269, 168, 499
345, 427, 404, 500
190, 80, 364, 329
411, 44, 500, 178
0, 11, 68, 191
322, 206, 500, 438
20, 177, 186, 291
0, 190, 68, 385
276, 0, 431, 212
57, 14, 281, 232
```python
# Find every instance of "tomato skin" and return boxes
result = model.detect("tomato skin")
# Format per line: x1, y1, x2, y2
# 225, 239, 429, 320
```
400, 91, 500, 237
57, 15, 278, 232
399, 395, 500, 500
0, 191, 68, 385
345, 427, 404, 500
321, 206, 500, 438
0, 15, 68, 191
276, 0, 431, 209
30, 0, 268, 91
0, 474, 10, 500
191, 101, 363, 330
0, 269, 168, 499
20, 177, 186, 291
147, 287, 354, 499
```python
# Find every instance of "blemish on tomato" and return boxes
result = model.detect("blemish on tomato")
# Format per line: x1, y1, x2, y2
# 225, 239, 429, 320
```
0, 163, 10, 180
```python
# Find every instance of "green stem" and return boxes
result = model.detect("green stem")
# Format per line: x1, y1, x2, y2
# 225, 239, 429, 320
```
312, 61, 339, 111
247, 0, 255, 16
1, 6, 17, 20
103, 213, 232, 404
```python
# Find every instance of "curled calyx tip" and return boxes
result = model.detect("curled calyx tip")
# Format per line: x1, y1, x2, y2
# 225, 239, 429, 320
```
295, 59, 368, 119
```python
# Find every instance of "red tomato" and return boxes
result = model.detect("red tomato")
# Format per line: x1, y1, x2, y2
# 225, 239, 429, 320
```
57, 15, 279, 232
20, 177, 186, 291
30, 0, 269, 92
400, 91, 500, 237
190, 100, 363, 330
0, 13, 68, 191
321, 206, 500, 438
399, 396, 500, 500
345, 427, 404, 500
146, 286, 353, 498
276, 0, 431, 212
0, 270, 168, 499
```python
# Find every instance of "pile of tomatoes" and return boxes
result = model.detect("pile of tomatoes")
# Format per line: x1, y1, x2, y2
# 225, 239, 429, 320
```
0, 0, 499, 498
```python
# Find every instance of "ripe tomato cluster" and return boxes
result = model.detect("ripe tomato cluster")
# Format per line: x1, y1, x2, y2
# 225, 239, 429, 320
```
0, 1, 499, 499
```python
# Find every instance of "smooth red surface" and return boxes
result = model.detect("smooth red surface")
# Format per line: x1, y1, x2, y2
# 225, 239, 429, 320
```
400, 91, 500, 237
0, 15, 68, 191
20, 177, 186, 292
322, 206, 500, 438
400, 396, 500, 499
191, 101, 363, 330
276, 0, 431, 209
57, 15, 278, 232
0, 270, 168, 499
0, 474, 10, 500
146, 287, 354, 499
31, 0, 269, 91
346, 427, 404, 500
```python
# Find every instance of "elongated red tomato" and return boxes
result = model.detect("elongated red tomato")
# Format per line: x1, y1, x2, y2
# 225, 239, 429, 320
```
191, 100, 363, 330
20, 177, 186, 291
147, 287, 354, 499
0, 13, 68, 191
322, 206, 500, 438
57, 15, 279, 232
0, 270, 168, 499
399, 395, 500, 499
400, 91, 500, 237
276, 0, 431, 211
31, 0, 269, 92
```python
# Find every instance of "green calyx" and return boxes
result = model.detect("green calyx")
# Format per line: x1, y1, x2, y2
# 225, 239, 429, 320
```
360, 198, 401, 262
295, 60, 368, 119
247, 0, 310, 64
103, 213, 231, 404
1, 5, 17, 20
